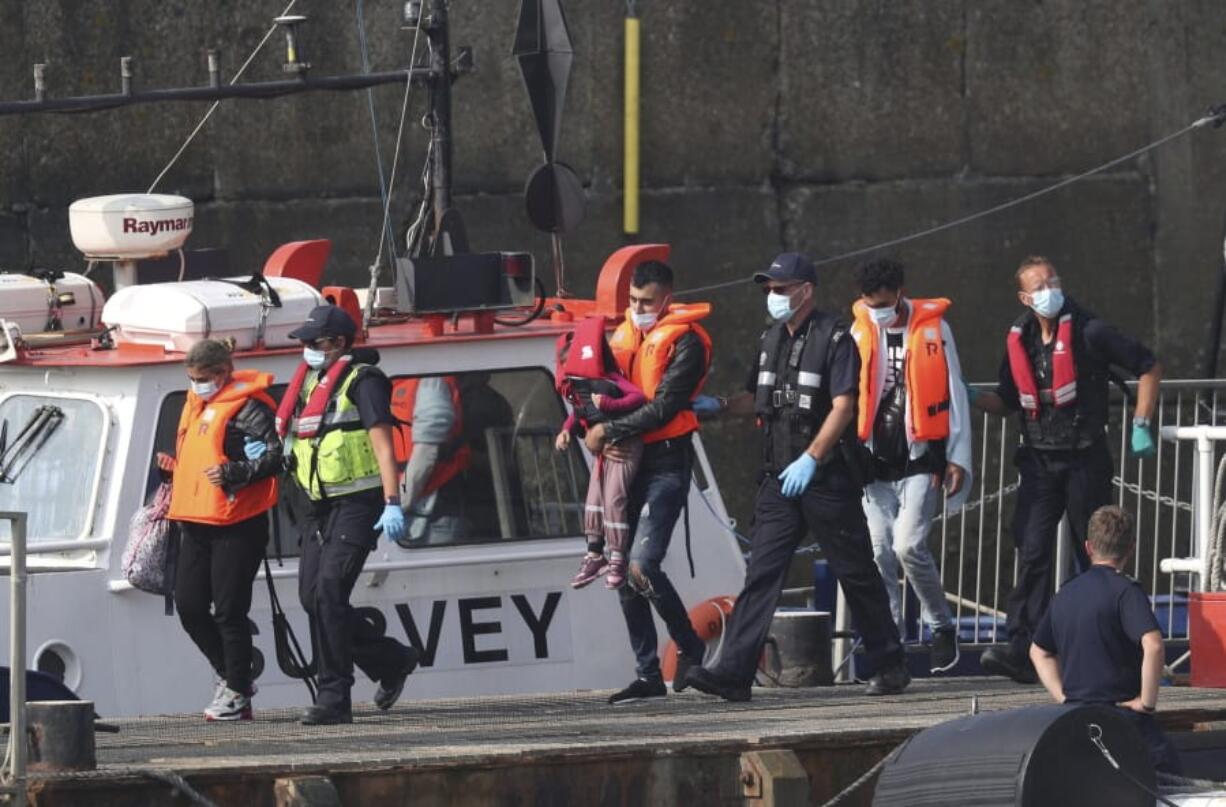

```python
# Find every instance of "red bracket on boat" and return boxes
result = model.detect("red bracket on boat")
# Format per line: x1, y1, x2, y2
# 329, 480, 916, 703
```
594, 243, 670, 317
263, 239, 332, 289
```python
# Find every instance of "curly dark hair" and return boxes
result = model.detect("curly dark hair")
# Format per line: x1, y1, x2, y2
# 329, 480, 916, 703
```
855, 258, 906, 295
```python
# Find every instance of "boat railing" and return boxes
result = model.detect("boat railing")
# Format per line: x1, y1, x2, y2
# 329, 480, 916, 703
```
880, 378, 1226, 650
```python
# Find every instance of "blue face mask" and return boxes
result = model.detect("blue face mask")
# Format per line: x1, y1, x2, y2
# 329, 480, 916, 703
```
767, 292, 795, 321
190, 379, 220, 400
303, 347, 328, 369
1029, 288, 1064, 319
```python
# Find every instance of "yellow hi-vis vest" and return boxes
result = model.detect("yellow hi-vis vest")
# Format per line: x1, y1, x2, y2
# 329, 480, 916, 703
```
290, 365, 383, 500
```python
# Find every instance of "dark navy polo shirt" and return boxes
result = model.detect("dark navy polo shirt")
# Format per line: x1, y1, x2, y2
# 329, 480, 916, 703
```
1032, 564, 1161, 704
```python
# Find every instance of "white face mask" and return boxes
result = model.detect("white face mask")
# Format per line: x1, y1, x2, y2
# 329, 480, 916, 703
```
303, 347, 328, 369
1029, 287, 1064, 319
630, 310, 659, 331
190, 379, 220, 400
868, 304, 899, 328
766, 292, 795, 321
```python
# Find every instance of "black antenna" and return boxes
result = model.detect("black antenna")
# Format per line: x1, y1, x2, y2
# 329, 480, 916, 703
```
514, 0, 584, 296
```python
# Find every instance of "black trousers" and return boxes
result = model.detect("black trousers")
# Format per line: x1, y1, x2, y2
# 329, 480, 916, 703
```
1006, 441, 1113, 656
174, 513, 268, 694
298, 488, 410, 710
711, 475, 903, 687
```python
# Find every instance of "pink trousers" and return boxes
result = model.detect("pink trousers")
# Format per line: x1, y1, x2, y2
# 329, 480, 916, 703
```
582, 436, 643, 555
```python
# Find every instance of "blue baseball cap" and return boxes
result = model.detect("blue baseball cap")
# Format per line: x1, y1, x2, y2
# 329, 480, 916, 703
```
288, 304, 357, 341
753, 252, 818, 285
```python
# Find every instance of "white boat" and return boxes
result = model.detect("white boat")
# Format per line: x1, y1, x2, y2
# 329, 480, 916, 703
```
0, 0, 746, 718
0, 238, 745, 717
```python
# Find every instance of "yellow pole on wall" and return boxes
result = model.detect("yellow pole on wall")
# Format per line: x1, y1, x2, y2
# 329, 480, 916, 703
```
623, 9, 641, 235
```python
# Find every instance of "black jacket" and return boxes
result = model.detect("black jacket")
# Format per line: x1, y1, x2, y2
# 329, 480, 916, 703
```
219, 398, 284, 488
603, 331, 707, 443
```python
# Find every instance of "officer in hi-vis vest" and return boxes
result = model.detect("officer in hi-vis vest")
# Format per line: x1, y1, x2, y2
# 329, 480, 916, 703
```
973, 256, 1161, 684
686, 253, 909, 701
850, 258, 972, 674
278, 305, 420, 725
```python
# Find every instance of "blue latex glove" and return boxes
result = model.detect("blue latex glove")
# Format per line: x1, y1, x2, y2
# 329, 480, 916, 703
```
374, 504, 407, 541
962, 379, 980, 405
692, 394, 722, 415
778, 453, 818, 498
243, 437, 268, 460
1130, 423, 1156, 458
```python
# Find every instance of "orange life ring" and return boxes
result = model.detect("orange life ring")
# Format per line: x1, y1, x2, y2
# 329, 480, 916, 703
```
660, 595, 736, 681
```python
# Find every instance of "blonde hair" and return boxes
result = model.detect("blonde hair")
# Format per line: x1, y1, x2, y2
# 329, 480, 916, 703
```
1015, 255, 1055, 286
1087, 505, 1136, 561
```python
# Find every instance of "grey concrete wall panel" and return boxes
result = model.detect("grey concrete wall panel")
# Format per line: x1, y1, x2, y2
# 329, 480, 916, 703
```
190, 198, 385, 288
784, 174, 1155, 380
779, 1, 966, 181
965, 0, 1152, 176
632, 1, 777, 187
1145, 0, 1226, 375
18, 2, 215, 204
0, 2, 28, 206
0, 214, 29, 271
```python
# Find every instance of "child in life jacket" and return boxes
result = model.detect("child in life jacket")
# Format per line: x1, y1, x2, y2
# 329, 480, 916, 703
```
555, 318, 647, 590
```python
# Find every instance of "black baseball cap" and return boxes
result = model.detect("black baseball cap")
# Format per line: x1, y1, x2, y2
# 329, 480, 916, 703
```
753, 252, 818, 285
288, 304, 358, 342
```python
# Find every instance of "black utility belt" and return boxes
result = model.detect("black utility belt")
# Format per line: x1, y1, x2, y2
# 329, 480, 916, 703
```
770, 389, 800, 408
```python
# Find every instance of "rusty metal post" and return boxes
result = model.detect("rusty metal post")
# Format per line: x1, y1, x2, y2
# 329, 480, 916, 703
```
26, 701, 96, 772
740, 750, 811, 805
274, 775, 341, 807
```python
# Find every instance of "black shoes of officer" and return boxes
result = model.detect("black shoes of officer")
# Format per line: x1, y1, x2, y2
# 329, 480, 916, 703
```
671, 651, 701, 694
374, 646, 421, 711
864, 662, 911, 696
684, 666, 752, 702
929, 627, 961, 674
980, 645, 1038, 684
300, 703, 354, 726
608, 676, 667, 705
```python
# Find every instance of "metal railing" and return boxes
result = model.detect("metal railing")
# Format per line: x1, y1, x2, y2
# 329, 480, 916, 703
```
896, 379, 1226, 645
0, 511, 28, 807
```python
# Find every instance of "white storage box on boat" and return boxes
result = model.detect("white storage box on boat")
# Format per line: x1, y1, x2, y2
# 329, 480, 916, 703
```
102, 276, 324, 352
0, 272, 105, 333
69, 194, 194, 258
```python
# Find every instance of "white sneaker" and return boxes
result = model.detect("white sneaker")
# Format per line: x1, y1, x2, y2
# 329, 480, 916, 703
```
204, 686, 253, 721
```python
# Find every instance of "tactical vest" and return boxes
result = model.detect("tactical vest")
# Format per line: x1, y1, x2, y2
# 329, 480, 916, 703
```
289, 365, 383, 500
754, 312, 845, 468
1006, 302, 1109, 451
168, 370, 279, 525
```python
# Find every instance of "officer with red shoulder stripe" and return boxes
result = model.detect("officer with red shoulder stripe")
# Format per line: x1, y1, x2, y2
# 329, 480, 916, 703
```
974, 256, 1162, 684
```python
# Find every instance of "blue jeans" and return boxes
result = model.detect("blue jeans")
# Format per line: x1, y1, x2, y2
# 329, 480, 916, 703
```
618, 449, 705, 680
863, 474, 955, 634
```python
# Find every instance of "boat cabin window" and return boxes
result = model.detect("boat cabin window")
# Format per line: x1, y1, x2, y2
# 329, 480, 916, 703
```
0, 395, 105, 543
390, 369, 589, 546
148, 368, 590, 551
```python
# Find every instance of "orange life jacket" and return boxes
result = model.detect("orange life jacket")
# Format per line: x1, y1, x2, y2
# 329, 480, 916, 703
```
168, 369, 279, 526
391, 376, 472, 499
609, 303, 712, 444
851, 297, 952, 443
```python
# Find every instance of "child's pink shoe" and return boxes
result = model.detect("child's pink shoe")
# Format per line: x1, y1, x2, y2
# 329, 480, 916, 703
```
605, 552, 627, 590
571, 552, 609, 589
